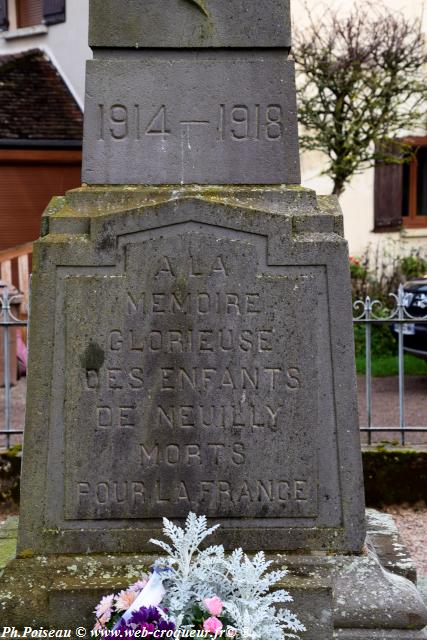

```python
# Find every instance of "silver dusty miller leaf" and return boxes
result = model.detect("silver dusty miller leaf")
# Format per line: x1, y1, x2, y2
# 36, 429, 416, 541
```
184, 0, 209, 17
149, 514, 305, 639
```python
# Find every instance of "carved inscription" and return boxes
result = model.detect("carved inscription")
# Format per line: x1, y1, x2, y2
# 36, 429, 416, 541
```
82, 59, 300, 184
64, 234, 319, 520
98, 104, 284, 143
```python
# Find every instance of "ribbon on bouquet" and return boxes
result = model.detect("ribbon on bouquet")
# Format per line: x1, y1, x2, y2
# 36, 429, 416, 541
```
113, 567, 170, 630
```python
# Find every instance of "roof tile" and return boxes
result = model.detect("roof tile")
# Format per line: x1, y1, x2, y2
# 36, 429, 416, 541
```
0, 48, 83, 141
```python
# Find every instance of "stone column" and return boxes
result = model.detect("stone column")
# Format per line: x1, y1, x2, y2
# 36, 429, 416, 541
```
83, 0, 300, 185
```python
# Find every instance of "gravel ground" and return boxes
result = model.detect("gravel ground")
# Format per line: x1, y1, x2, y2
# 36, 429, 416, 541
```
383, 506, 427, 576
358, 375, 427, 445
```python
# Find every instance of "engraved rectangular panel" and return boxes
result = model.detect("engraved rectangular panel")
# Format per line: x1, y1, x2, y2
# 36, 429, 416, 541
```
64, 233, 319, 521
82, 58, 300, 185
89, 0, 291, 49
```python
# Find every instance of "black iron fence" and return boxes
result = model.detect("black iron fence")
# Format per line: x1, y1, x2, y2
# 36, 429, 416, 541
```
0, 284, 27, 448
353, 284, 427, 445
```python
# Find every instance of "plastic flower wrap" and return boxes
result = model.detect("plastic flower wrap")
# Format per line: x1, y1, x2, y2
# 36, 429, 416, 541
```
94, 513, 305, 639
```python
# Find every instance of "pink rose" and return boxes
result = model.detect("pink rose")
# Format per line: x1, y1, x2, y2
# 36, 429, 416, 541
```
203, 617, 223, 636
204, 596, 224, 617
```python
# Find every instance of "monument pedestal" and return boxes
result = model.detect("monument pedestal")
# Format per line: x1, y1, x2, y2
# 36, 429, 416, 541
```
1, 511, 426, 637
0, 187, 425, 636
16, 186, 366, 558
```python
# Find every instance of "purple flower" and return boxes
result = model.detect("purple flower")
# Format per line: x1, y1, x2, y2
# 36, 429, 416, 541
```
125, 606, 176, 634
130, 605, 160, 625
112, 622, 131, 639
158, 619, 175, 632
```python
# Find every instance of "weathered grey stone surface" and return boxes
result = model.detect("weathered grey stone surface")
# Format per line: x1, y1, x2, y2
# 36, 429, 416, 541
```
1, 511, 426, 635
330, 552, 427, 632
89, 0, 291, 49
366, 509, 417, 583
16, 186, 364, 556
82, 57, 300, 185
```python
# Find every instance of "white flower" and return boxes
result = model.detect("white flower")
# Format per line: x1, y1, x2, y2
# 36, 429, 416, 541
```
94, 594, 114, 623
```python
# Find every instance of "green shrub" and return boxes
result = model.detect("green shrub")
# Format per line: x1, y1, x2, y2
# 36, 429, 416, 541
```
354, 321, 396, 358
350, 243, 426, 359
400, 255, 427, 280
350, 243, 427, 306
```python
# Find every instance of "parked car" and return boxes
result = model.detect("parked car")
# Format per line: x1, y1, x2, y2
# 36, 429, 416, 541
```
392, 277, 427, 360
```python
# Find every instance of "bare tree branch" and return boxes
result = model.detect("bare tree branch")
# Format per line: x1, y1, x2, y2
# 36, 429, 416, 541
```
294, 1, 427, 196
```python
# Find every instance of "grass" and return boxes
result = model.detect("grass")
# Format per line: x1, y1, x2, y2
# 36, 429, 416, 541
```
356, 353, 427, 377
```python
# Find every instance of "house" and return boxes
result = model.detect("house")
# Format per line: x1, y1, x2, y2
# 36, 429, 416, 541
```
294, 0, 427, 256
0, 0, 89, 251
0, 0, 89, 102
0, 48, 82, 250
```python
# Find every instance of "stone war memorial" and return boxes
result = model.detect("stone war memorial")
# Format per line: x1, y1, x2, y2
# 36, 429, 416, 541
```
1, 0, 427, 637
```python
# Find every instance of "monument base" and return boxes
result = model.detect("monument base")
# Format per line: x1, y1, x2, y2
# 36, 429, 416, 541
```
18, 184, 367, 557
0, 512, 426, 638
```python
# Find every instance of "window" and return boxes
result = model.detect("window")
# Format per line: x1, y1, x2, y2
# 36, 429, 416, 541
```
0, 0, 8, 29
0, 0, 65, 32
402, 141, 427, 228
374, 138, 427, 231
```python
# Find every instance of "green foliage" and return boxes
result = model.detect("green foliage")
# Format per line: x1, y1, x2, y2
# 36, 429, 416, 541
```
399, 255, 427, 279
0, 449, 21, 511
354, 322, 396, 359
349, 256, 368, 281
351, 243, 427, 361
356, 353, 427, 376
3, 444, 22, 459
350, 242, 427, 304
184, 603, 234, 633
294, 2, 427, 196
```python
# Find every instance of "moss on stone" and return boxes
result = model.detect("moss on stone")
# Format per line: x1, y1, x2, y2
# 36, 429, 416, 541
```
3, 444, 22, 460
0, 537, 17, 570
362, 447, 427, 506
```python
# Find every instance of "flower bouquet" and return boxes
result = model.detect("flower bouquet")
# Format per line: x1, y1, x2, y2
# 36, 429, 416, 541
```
93, 513, 305, 639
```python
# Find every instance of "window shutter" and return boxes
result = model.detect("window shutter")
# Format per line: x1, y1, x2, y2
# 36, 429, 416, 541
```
0, 0, 9, 31
43, 0, 65, 25
17, 0, 43, 28
374, 153, 403, 231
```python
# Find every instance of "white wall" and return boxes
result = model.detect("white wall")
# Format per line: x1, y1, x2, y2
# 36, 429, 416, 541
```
0, 0, 91, 107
